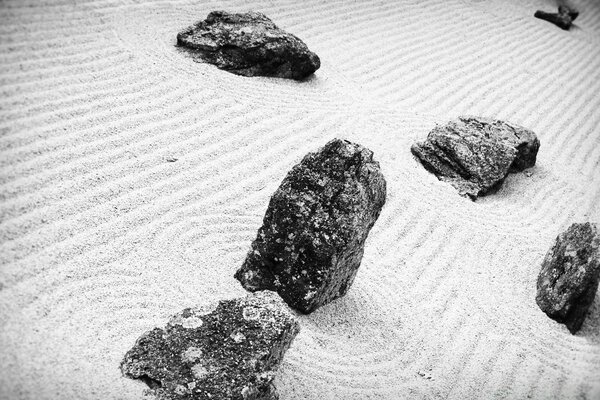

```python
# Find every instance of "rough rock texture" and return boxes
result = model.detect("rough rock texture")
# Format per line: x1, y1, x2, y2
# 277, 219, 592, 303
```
411, 116, 540, 199
534, 5, 579, 30
536, 223, 600, 334
235, 139, 386, 314
177, 11, 320, 80
121, 291, 300, 400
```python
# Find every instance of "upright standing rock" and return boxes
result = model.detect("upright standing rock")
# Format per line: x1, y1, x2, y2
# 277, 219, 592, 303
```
121, 291, 300, 400
177, 11, 320, 80
235, 139, 386, 313
411, 116, 540, 199
536, 223, 600, 334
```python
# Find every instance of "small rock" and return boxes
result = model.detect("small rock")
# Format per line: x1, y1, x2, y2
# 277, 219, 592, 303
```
534, 5, 579, 30
121, 291, 300, 400
559, 4, 579, 21
166, 157, 178, 163
411, 116, 540, 199
235, 139, 386, 313
177, 11, 320, 80
536, 222, 600, 334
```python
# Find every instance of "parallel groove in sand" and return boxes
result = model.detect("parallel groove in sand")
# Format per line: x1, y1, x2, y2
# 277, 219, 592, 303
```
1, 0, 599, 399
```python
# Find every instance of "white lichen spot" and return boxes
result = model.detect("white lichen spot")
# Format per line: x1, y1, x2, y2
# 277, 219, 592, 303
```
188, 381, 196, 390
304, 291, 316, 301
174, 384, 188, 395
242, 306, 261, 321
244, 270, 256, 281
182, 346, 203, 362
230, 331, 246, 343
241, 385, 256, 399
191, 364, 208, 380
172, 315, 203, 329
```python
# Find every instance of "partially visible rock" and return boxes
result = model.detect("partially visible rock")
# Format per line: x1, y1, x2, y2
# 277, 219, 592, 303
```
235, 139, 386, 314
535, 5, 579, 30
177, 11, 320, 80
121, 291, 300, 400
536, 223, 600, 334
534, 10, 572, 30
559, 4, 579, 21
411, 116, 540, 199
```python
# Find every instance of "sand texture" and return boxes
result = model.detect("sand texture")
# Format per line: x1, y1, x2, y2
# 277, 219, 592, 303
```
1, 0, 600, 399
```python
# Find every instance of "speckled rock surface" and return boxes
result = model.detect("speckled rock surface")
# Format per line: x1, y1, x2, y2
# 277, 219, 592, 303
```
534, 5, 579, 30
235, 139, 386, 314
536, 223, 600, 334
177, 11, 320, 80
411, 116, 540, 199
121, 291, 300, 400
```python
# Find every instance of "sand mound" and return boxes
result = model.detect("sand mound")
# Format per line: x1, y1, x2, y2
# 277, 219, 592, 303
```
1, 0, 599, 399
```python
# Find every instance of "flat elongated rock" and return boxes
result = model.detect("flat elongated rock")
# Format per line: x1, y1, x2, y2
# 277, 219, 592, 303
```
235, 139, 386, 313
177, 11, 320, 80
534, 10, 573, 30
411, 116, 540, 199
536, 223, 600, 334
534, 5, 578, 30
121, 291, 300, 400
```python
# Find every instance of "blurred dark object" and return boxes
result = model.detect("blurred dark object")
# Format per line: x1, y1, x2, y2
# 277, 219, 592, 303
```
534, 4, 579, 30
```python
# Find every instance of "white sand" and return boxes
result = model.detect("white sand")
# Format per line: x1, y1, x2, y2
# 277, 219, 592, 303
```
1, 0, 599, 398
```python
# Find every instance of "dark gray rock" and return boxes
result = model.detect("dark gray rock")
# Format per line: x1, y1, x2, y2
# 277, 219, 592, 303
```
411, 116, 540, 199
177, 11, 320, 80
121, 291, 300, 400
559, 5, 579, 21
535, 4, 578, 30
235, 139, 386, 314
536, 223, 600, 334
534, 10, 573, 30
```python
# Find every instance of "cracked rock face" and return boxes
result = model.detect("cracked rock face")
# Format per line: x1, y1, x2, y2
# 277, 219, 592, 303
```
121, 291, 300, 400
411, 116, 540, 199
536, 223, 600, 334
177, 11, 320, 80
235, 139, 387, 314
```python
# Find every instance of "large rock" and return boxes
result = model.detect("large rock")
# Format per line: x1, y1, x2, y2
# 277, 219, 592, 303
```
235, 139, 386, 314
121, 291, 300, 400
411, 116, 540, 199
177, 11, 320, 80
536, 223, 600, 334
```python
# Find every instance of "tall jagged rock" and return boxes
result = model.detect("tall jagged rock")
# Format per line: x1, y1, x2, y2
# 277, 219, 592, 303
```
411, 116, 540, 199
235, 139, 386, 313
536, 223, 600, 334
121, 291, 300, 400
177, 11, 320, 80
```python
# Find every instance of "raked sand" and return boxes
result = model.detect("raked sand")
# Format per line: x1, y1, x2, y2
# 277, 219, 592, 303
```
1, 0, 600, 399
